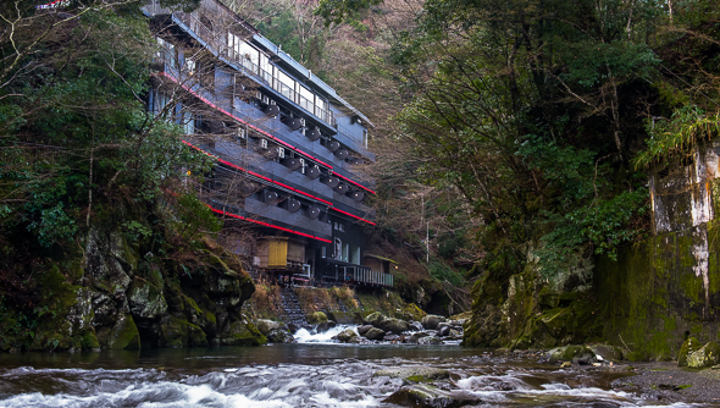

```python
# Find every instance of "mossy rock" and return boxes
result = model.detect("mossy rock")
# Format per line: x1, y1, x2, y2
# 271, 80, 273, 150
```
81, 330, 100, 349
107, 314, 140, 350
687, 341, 720, 369
220, 320, 267, 346
397, 303, 427, 322
678, 337, 702, 367
161, 316, 208, 348
546, 345, 595, 364
307, 311, 328, 325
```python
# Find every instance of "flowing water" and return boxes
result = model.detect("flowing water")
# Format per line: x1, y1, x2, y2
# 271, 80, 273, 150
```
0, 343, 705, 407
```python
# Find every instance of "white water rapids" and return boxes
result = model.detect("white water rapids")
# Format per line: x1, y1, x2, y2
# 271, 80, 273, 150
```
0, 345, 705, 407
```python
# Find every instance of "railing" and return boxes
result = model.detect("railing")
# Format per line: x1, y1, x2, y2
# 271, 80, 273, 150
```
174, 11, 336, 127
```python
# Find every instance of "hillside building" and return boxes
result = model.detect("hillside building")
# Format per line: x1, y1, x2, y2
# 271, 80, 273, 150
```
143, 0, 392, 287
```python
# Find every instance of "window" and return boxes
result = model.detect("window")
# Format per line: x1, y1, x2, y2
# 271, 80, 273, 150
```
321, 246, 326, 259
334, 238, 342, 260
182, 109, 194, 134
154, 91, 171, 115
343, 243, 350, 262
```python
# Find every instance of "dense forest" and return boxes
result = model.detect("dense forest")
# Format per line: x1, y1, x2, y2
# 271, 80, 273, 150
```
1, 0, 719, 352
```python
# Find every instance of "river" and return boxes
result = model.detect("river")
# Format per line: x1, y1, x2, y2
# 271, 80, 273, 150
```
0, 340, 705, 407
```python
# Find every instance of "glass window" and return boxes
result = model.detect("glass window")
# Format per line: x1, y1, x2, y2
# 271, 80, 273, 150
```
298, 85, 315, 112
276, 70, 294, 100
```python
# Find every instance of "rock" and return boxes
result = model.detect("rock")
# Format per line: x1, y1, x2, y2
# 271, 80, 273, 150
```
406, 331, 430, 343
266, 328, 294, 343
438, 326, 451, 337
421, 314, 446, 330
408, 321, 424, 332
128, 279, 167, 320
546, 345, 595, 364
336, 328, 358, 342
418, 336, 442, 345
589, 344, 623, 362
678, 337, 702, 367
358, 325, 374, 336
363, 312, 410, 334
364, 327, 386, 340
307, 311, 328, 325
687, 342, 720, 369
374, 367, 450, 381
384, 334, 400, 342
106, 314, 140, 350
255, 319, 283, 336
161, 316, 208, 348
317, 321, 337, 333
383, 384, 479, 408
219, 320, 267, 346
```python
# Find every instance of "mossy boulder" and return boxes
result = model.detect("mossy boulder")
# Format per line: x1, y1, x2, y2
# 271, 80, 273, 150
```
161, 316, 208, 348
219, 320, 267, 346
307, 311, 328, 325
363, 312, 409, 334
589, 344, 623, 362
336, 328, 358, 342
363, 327, 386, 340
687, 342, 720, 369
106, 314, 140, 350
678, 337, 702, 367
546, 345, 595, 364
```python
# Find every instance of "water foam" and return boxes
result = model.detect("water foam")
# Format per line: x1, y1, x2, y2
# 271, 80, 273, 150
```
293, 325, 358, 343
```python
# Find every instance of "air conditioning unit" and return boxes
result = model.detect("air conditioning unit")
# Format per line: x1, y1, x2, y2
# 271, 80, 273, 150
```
260, 138, 268, 149
299, 158, 306, 174
277, 147, 285, 159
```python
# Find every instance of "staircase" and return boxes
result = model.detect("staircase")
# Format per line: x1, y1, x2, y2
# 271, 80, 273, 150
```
279, 287, 308, 330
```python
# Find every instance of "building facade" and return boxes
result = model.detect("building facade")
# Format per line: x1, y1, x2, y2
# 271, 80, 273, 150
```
143, 0, 392, 287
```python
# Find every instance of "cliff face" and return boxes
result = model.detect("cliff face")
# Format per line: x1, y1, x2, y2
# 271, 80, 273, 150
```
0, 229, 265, 353
464, 142, 720, 360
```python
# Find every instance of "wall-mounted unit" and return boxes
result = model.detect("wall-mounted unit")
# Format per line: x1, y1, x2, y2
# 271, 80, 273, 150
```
307, 127, 321, 141
306, 165, 321, 179
307, 205, 322, 219
335, 149, 349, 160
284, 157, 303, 171
264, 190, 279, 203
265, 100, 279, 117
327, 140, 340, 152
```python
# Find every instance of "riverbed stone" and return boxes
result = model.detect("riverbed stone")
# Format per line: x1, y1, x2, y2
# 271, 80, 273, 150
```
266, 328, 294, 343
418, 336, 442, 345
364, 327, 386, 340
589, 344, 623, 362
219, 320, 267, 346
421, 314, 446, 330
678, 337, 702, 367
374, 367, 450, 382
383, 384, 478, 408
687, 342, 720, 369
358, 325, 374, 336
106, 314, 140, 350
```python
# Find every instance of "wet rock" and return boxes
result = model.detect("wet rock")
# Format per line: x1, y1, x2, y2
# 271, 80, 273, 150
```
438, 326, 451, 337
106, 314, 140, 350
266, 328, 294, 343
161, 316, 208, 348
336, 328, 358, 342
406, 331, 430, 343
317, 321, 337, 333
418, 336, 442, 345
409, 321, 424, 332
678, 337, 702, 367
384, 384, 479, 408
546, 345, 595, 364
219, 320, 267, 346
687, 342, 720, 369
589, 344, 623, 362
384, 334, 401, 342
358, 325, 374, 336
364, 327, 386, 340
363, 312, 410, 334
374, 367, 450, 381
421, 314, 446, 330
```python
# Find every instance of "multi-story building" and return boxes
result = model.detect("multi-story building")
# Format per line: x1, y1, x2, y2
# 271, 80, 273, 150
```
143, 0, 393, 287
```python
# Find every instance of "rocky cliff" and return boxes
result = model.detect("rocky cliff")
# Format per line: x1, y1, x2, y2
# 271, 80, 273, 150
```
0, 229, 265, 353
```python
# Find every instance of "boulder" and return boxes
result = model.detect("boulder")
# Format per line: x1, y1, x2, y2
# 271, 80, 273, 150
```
546, 345, 596, 364
307, 311, 328, 325
255, 319, 283, 336
421, 314, 446, 330
364, 327, 386, 340
358, 325, 374, 336
363, 312, 410, 334
678, 337, 702, 367
218, 320, 267, 346
418, 336, 442, 345
687, 342, 720, 369
406, 331, 430, 343
589, 344, 623, 362
266, 328, 294, 343
317, 321, 337, 333
336, 328, 357, 343
383, 384, 479, 408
